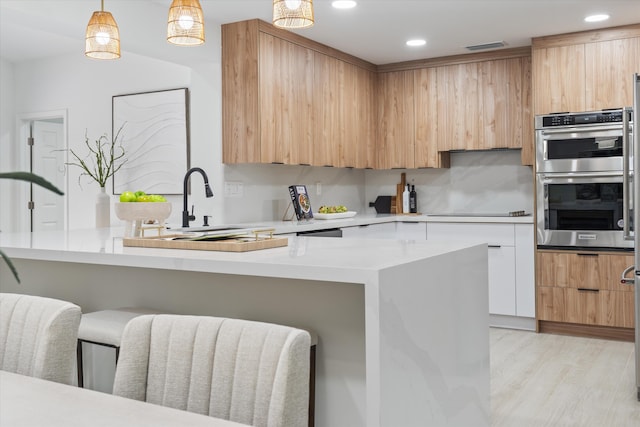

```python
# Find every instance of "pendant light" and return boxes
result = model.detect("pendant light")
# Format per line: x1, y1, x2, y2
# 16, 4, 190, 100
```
167, 0, 205, 46
273, 0, 314, 29
85, 0, 120, 59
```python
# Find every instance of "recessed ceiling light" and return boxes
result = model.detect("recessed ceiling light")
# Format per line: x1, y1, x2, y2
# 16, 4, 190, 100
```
585, 14, 610, 22
406, 39, 426, 47
332, 1, 357, 9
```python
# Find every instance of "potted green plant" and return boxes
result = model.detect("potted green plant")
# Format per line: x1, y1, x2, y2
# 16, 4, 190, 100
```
0, 172, 63, 283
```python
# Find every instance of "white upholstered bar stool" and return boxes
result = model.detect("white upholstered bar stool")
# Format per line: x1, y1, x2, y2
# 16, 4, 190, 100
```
76, 307, 161, 388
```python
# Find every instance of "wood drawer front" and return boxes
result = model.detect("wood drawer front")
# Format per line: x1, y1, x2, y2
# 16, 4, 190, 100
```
537, 287, 634, 328
427, 223, 514, 246
536, 251, 634, 292
537, 286, 566, 322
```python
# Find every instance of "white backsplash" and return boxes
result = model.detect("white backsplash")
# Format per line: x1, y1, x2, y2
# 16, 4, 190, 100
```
222, 150, 534, 223
222, 164, 366, 223
364, 150, 534, 215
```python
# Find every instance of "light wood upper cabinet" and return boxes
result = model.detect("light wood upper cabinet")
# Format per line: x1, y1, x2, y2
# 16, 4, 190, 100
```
222, 20, 260, 164
585, 37, 640, 110
520, 56, 534, 166
415, 67, 449, 168
376, 67, 450, 169
480, 59, 507, 150
354, 67, 377, 169
482, 58, 527, 150
436, 55, 531, 154
532, 24, 640, 115
313, 54, 376, 168
222, 19, 376, 168
436, 62, 480, 151
260, 32, 314, 165
377, 70, 415, 169
312, 52, 341, 167
532, 44, 586, 114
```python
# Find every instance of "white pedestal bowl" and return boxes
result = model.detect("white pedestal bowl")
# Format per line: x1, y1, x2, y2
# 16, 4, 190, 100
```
114, 202, 172, 237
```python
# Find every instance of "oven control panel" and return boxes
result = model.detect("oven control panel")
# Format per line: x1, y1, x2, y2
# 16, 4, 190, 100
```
538, 109, 626, 128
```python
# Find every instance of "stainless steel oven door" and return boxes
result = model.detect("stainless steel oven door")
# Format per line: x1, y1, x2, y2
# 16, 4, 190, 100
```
536, 172, 633, 250
535, 125, 629, 174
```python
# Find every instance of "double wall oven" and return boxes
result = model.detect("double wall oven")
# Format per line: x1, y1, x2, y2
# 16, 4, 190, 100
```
535, 108, 634, 251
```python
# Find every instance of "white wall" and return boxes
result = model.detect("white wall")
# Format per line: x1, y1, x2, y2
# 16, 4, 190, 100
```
8, 50, 194, 230
1, 25, 533, 232
0, 58, 16, 233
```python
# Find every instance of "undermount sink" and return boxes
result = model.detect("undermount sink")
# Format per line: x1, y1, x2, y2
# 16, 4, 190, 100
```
168, 225, 265, 233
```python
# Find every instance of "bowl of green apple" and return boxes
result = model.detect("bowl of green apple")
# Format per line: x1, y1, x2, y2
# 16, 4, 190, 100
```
115, 191, 172, 237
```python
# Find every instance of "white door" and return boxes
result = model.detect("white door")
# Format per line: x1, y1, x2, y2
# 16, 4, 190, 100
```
32, 120, 65, 231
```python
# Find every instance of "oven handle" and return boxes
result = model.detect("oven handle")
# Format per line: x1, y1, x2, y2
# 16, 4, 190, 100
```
539, 172, 624, 181
539, 124, 625, 135
623, 106, 633, 241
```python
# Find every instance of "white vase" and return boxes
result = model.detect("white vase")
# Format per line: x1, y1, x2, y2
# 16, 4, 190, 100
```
96, 187, 110, 228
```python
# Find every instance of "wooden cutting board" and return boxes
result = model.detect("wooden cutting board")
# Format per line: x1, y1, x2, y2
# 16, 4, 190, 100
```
123, 234, 288, 252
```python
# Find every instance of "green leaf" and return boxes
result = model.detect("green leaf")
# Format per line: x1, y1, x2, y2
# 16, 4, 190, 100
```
0, 172, 64, 195
0, 248, 20, 284
0, 171, 63, 284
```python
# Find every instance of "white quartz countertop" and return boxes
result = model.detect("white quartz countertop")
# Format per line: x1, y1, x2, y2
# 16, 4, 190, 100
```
0, 227, 482, 284
186, 213, 533, 235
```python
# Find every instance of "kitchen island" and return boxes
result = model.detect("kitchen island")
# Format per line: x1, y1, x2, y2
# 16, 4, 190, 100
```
0, 227, 490, 427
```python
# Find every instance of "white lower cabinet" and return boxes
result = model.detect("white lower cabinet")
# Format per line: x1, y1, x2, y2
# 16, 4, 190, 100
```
288, 220, 535, 327
426, 222, 535, 321
514, 224, 535, 318
394, 222, 427, 240
342, 222, 426, 239
487, 245, 516, 316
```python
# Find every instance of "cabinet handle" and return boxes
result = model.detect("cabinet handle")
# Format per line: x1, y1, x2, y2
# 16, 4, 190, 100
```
577, 253, 598, 257
488, 245, 501, 248
577, 288, 600, 293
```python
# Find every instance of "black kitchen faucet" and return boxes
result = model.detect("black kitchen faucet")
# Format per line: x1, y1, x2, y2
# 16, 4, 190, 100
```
182, 167, 213, 228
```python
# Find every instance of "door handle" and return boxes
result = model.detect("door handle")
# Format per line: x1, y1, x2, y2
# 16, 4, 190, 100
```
622, 107, 633, 240
620, 265, 635, 286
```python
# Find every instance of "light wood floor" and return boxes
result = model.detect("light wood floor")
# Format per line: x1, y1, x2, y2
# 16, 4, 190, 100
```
491, 328, 640, 426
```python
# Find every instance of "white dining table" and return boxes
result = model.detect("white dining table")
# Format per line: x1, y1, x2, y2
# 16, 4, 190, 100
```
0, 371, 250, 427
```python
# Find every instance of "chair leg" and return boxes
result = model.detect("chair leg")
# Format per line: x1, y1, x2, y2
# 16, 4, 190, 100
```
76, 340, 84, 388
309, 344, 316, 427
77, 340, 119, 388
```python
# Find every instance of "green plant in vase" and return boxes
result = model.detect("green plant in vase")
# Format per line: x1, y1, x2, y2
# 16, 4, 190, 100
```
67, 124, 127, 189
66, 125, 127, 227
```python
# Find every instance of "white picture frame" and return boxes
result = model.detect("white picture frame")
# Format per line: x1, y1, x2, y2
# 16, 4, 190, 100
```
112, 88, 189, 195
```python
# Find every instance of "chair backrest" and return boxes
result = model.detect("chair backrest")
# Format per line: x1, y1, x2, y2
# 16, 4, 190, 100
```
112, 314, 310, 427
0, 293, 81, 385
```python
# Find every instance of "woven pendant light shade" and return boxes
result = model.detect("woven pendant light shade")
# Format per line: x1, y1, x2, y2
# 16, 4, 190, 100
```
167, 0, 205, 46
273, 0, 314, 29
85, 1, 120, 60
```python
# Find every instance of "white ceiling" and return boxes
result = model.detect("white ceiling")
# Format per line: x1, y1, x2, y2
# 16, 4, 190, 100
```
1, 0, 639, 66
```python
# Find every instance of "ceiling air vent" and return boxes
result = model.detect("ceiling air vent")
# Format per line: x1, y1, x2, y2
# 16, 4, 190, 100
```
465, 41, 506, 51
